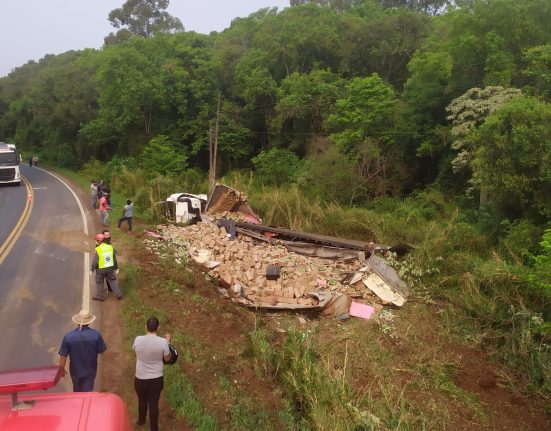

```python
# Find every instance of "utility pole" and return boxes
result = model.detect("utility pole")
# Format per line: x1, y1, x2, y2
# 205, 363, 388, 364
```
209, 93, 221, 194
208, 121, 214, 193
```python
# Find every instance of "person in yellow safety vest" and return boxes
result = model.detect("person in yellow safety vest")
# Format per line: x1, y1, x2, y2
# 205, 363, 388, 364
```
90, 233, 122, 301
102, 230, 114, 293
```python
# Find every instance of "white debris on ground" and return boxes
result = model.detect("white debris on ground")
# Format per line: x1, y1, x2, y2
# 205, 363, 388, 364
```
143, 220, 409, 315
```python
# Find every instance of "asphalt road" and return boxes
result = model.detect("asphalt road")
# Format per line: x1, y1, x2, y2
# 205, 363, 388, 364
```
0, 165, 93, 388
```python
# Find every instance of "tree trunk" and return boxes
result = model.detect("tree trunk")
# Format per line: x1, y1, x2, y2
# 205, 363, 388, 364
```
479, 186, 488, 208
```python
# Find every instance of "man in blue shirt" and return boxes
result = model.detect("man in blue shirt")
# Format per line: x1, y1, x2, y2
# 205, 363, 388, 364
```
58, 309, 107, 392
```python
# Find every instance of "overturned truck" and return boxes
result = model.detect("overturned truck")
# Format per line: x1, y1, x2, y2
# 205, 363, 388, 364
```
149, 184, 412, 319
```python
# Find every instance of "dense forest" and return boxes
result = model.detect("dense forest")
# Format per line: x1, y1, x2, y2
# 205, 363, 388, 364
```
1, 0, 550, 218
1, 0, 550, 395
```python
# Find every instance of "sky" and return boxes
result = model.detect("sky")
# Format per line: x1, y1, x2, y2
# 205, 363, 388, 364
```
0, 0, 290, 78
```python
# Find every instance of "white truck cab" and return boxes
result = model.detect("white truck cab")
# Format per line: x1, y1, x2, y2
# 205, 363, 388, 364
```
0, 143, 21, 186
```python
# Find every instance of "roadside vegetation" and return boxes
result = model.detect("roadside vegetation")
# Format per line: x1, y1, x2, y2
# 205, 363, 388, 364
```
59, 161, 550, 429
4, 0, 551, 428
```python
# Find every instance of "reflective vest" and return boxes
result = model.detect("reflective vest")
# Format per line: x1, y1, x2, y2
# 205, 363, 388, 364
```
96, 243, 115, 269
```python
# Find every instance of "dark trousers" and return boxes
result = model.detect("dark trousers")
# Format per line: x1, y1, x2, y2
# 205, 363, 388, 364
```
118, 216, 133, 231
71, 374, 95, 392
135, 376, 163, 431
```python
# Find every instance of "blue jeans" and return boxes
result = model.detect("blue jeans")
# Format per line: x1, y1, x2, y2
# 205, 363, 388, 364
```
100, 210, 108, 225
71, 374, 96, 392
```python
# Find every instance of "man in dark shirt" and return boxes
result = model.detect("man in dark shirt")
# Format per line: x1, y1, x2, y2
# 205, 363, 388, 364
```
58, 309, 107, 392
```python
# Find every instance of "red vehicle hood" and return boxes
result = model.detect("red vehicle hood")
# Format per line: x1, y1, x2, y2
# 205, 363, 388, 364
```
0, 392, 132, 431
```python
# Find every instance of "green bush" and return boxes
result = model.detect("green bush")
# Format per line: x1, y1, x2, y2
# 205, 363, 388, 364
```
54, 142, 79, 168
517, 229, 551, 296
141, 134, 188, 178
79, 159, 108, 183
252, 148, 303, 186
299, 146, 364, 205
500, 219, 543, 262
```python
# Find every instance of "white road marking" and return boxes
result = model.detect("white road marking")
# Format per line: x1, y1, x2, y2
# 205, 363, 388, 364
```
35, 168, 90, 311
32, 187, 47, 190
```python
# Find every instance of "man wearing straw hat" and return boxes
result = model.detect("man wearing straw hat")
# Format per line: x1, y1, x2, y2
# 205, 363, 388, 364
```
58, 309, 107, 392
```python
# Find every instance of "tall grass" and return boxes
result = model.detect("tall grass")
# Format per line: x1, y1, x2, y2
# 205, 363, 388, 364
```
248, 324, 380, 431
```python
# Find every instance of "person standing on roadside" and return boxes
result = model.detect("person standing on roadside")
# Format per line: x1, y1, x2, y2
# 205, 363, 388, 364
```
28, 156, 33, 167
90, 180, 98, 210
32, 154, 38, 167
118, 199, 134, 232
97, 180, 104, 198
101, 230, 114, 293
58, 309, 106, 392
133, 317, 171, 431
91, 233, 122, 301
99, 192, 109, 226
103, 183, 112, 208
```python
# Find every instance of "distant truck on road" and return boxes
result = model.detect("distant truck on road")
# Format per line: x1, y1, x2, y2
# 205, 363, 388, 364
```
0, 143, 21, 186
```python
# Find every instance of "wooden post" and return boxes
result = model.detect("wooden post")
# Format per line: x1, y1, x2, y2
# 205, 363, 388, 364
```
209, 93, 221, 194
208, 121, 214, 193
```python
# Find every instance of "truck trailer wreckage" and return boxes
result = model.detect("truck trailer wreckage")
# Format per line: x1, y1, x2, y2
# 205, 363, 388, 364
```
149, 184, 413, 319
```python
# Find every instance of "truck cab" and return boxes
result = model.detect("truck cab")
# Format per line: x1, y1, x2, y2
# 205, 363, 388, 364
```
0, 143, 21, 186
0, 366, 132, 431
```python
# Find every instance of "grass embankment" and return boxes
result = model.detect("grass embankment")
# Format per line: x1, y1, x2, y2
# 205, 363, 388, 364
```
238, 181, 550, 397
116, 233, 293, 430
120, 262, 217, 430
58, 165, 550, 429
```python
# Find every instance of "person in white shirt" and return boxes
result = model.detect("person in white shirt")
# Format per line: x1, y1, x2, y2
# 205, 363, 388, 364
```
90, 180, 98, 210
133, 317, 171, 431
118, 199, 134, 231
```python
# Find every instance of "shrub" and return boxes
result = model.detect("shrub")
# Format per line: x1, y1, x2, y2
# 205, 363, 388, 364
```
141, 134, 188, 178
500, 219, 543, 262
252, 148, 303, 186
299, 146, 362, 204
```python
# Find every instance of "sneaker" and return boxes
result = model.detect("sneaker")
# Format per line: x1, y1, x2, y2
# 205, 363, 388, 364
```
92, 296, 104, 302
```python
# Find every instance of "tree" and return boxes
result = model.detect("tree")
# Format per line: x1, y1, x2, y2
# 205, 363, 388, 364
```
271, 70, 343, 155
234, 49, 278, 107
446, 86, 522, 172
0, 51, 99, 166
339, 8, 431, 86
252, 5, 341, 79
403, 50, 453, 127
378, 0, 450, 15
141, 134, 187, 177
105, 0, 183, 44
89, 39, 169, 155
471, 96, 551, 219
326, 74, 399, 196
522, 44, 551, 101
327, 74, 397, 154
290, 0, 360, 11
290, 0, 450, 15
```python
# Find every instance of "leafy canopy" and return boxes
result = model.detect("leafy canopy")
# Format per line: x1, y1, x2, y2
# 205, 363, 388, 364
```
141, 134, 187, 177
106, 0, 183, 44
471, 96, 551, 219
